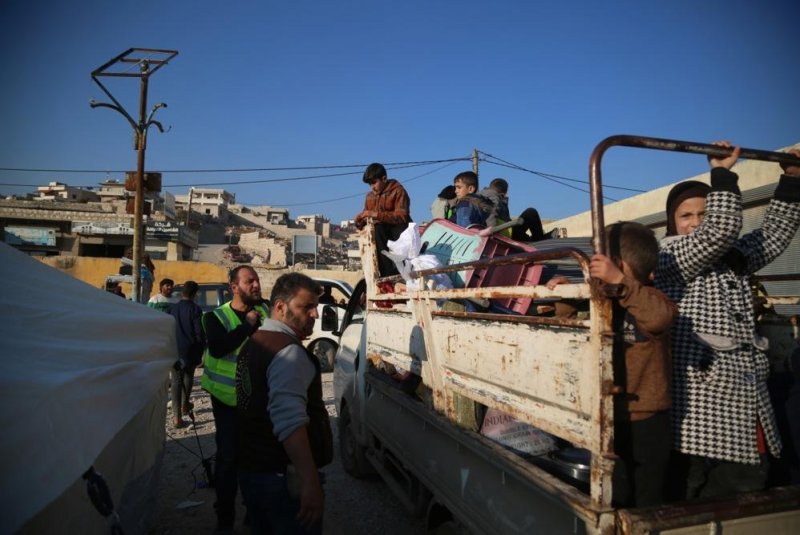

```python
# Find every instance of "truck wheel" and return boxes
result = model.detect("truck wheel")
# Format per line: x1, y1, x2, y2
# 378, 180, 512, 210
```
339, 406, 374, 479
309, 338, 337, 372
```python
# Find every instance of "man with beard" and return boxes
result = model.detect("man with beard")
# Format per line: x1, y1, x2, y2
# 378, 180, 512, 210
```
201, 265, 269, 533
236, 273, 333, 534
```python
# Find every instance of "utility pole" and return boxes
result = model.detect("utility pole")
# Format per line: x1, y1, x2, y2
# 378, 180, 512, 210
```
472, 148, 479, 175
186, 187, 194, 226
91, 48, 178, 302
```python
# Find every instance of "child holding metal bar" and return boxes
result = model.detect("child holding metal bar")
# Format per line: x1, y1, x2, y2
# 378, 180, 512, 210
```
655, 143, 800, 499
591, 221, 677, 507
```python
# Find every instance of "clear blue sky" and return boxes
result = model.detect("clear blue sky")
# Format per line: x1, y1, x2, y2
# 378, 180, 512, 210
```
1, 0, 797, 225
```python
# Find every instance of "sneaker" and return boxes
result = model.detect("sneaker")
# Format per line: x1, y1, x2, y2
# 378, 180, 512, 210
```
172, 417, 189, 428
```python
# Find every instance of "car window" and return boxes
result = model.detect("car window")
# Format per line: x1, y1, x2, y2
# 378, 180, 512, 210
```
341, 279, 366, 330
317, 280, 353, 307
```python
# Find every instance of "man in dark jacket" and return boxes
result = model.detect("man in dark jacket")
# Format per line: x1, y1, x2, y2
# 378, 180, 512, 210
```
354, 163, 411, 277
169, 280, 205, 427
236, 273, 333, 534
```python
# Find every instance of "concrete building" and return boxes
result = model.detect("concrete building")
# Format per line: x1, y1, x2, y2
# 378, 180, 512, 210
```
296, 214, 331, 238
175, 188, 235, 218
36, 182, 99, 203
1, 181, 198, 260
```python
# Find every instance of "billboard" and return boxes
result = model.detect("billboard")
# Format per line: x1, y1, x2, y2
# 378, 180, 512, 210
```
4, 226, 57, 246
292, 234, 317, 255
72, 221, 134, 235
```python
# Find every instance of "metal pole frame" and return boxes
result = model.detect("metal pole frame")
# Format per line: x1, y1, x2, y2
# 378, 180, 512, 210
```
90, 48, 178, 302
589, 135, 800, 255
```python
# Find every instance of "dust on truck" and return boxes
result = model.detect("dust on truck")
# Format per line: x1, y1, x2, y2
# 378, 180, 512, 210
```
331, 136, 800, 534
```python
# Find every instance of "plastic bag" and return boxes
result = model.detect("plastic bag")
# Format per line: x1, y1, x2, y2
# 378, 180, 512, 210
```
480, 407, 558, 457
383, 223, 453, 292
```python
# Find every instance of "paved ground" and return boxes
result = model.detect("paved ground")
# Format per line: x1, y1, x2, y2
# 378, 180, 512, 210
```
151, 371, 426, 534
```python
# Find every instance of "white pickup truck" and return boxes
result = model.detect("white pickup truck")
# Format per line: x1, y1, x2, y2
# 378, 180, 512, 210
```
330, 136, 800, 534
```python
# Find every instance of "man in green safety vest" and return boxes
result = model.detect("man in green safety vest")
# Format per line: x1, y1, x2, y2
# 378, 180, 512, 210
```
201, 265, 269, 532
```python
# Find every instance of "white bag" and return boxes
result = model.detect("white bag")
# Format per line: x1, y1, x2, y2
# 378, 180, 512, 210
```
383, 223, 452, 292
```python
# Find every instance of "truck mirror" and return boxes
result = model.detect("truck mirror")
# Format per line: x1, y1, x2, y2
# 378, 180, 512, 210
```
321, 305, 338, 331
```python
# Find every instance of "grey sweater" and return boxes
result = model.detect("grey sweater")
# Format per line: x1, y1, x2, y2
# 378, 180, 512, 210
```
258, 319, 316, 441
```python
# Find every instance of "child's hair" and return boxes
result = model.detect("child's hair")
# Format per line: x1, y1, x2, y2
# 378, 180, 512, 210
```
665, 180, 710, 236
606, 222, 659, 283
454, 171, 479, 190
489, 178, 508, 195
438, 185, 456, 200
363, 163, 387, 184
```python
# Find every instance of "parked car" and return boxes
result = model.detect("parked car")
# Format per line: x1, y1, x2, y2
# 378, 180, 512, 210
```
306, 278, 353, 372
171, 282, 233, 313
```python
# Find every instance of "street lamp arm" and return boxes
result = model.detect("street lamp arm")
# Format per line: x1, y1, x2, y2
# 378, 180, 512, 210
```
89, 100, 139, 132
146, 119, 166, 133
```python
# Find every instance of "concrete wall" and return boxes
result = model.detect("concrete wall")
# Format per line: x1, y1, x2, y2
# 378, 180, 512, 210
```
36, 254, 362, 302
238, 231, 288, 267
37, 256, 229, 299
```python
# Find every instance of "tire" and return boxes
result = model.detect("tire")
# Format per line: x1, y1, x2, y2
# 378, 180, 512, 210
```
308, 338, 337, 372
339, 405, 374, 479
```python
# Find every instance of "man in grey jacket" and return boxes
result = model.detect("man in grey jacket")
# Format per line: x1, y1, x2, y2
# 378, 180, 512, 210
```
236, 273, 333, 534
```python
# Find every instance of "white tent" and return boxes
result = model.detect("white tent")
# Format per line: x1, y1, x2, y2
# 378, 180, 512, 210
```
0, 243, 175, 534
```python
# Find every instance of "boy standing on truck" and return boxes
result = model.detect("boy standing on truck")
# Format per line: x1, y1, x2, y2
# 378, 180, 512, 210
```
355, 163, 411, 277
589, 222, 677, 507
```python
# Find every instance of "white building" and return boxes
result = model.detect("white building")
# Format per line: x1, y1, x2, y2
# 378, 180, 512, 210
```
175, 188, 235, 218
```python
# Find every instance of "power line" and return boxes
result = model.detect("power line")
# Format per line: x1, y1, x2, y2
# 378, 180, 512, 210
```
479, 152, 619, 202
479, 151, 646, 194
0, 157, 468, 175
263, 160, 461, 208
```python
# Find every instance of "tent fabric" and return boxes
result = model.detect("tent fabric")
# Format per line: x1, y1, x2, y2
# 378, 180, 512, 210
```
0, 243, 175, 533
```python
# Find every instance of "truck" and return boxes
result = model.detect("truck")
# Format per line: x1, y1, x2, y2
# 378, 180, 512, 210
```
329, 136, 800, 534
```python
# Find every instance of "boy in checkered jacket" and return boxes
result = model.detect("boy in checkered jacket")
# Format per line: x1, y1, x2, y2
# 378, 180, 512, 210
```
655, 142, 800, 499
589, 222, 678, 507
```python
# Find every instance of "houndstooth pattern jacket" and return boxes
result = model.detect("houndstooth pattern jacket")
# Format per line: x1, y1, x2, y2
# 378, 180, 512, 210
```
655, 169, 800, 464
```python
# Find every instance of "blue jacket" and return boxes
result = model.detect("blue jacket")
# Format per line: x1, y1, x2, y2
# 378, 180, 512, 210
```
450, 194, 491, 227
170, 299, 206, 367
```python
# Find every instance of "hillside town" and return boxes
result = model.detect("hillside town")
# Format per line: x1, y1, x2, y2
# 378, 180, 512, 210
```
0, 178, 360, 272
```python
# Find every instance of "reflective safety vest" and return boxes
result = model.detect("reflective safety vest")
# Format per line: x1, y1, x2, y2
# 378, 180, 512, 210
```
201, 301, 270, 406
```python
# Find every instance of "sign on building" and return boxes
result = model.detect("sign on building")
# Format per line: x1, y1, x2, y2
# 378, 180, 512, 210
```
72, 221, 134, 235
146, 220, 180, 240
4, 226, 57, 246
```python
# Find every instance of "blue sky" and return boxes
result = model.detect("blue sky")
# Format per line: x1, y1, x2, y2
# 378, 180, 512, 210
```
1, 0, 797, 225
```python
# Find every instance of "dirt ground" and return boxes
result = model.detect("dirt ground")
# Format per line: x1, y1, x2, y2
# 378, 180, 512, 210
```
150, 370, 426, 535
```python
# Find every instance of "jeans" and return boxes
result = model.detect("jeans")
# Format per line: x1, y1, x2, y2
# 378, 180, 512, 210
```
511, 207, 545, 242
211, 396, 240, 528
170, 366, 195, 420
686, 454, 769, 499
612, 411, 672, 507
239, 471, 322, 535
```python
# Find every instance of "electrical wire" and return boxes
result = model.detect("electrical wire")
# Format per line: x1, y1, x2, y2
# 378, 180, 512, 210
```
275, 160, 462, 208
0, 157, 468, 175
479, 152, 619, 202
